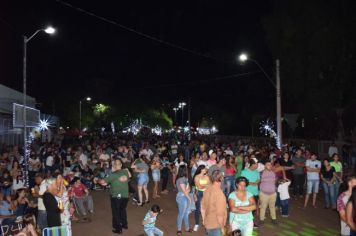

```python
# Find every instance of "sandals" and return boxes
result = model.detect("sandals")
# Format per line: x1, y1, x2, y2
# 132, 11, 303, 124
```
177, 231, 182, 236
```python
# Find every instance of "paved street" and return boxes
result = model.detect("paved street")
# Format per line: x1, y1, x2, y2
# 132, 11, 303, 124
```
72, 188, 340, 236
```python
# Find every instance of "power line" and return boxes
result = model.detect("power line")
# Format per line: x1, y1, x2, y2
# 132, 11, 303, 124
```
133, 71, 262, 90
54, 0, 230, 64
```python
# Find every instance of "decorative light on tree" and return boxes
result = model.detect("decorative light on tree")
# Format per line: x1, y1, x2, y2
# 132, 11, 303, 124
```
151, 126, 162, 136
197, 126, 218, 135
38, 118, 50, 131
259, 119, 281, 149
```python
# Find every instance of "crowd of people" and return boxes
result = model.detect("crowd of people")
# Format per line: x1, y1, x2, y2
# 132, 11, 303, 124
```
0, 133, 355, 236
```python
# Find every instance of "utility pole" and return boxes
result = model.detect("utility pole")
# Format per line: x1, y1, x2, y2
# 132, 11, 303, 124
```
276, 59, 282, 148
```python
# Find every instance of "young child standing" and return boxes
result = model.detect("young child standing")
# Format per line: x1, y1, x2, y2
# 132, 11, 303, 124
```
142, 205, 164, 236
277, 179, 291, 217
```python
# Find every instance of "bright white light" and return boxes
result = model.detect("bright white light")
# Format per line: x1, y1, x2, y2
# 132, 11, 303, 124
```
86, 97, 91, 101
38, 119, 50, 131
183, 126, 189, 133
239, 54, 248, 62
44, 26, 56, 34
151, 126, 162, 136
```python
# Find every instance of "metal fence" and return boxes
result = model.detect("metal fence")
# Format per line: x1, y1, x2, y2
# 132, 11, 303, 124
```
0, 117, 23, 146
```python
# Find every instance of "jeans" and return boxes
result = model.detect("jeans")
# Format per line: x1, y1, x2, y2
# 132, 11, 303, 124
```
224, 176, 235, 196
206, 228, 222, 236
194, 190, 204, 225
73, 195, 94, 215
0, 187, 11, 197
37, 210, 47, 230
321, 181, 336, 208
280, 199, 289, 216
259, 192, 277, 221
110, 197, 128, 231
293, 174, 305, 196
176, 192, 190, 231
334, 179, 341, 197
144, 227, 164, 236
161, 167, 169, 191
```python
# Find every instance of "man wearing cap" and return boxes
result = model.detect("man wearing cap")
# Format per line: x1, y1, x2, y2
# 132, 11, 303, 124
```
97, 157, 131, 234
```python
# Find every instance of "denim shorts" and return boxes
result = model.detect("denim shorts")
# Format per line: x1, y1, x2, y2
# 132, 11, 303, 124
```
152, 170, 160, 182
307, 180, 319, 194
137, 173, 149, 186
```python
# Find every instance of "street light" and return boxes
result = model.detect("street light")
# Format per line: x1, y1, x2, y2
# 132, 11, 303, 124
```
79, 97, 91, 131
178, 102, 187, 127
173, 107, 178, 124
22, 26, 55, 187
239, 53, 282, 148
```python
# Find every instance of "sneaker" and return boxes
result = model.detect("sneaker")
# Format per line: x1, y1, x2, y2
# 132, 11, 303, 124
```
253, 223, 259, 229
281, 215, 289, 218
258, 221, 264, 227
271, 219, 278, 225
193, 224, 199, 232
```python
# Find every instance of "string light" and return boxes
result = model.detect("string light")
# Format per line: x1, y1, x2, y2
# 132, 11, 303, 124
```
259, 119, 281, 149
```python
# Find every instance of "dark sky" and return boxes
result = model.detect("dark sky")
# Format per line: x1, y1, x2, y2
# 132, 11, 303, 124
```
0, 0, 275, 134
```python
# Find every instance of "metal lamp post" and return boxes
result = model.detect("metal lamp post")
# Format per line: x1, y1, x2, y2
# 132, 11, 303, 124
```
239, 53, 282, 148
79, 97, 91, 131
23, 26, 55, 186
178, 102, 186, 127
173, 107, 178, 124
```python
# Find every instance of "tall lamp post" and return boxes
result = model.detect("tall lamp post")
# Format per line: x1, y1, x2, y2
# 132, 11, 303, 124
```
173, 107, 178, 125
23, 26, 55, 187
239, 54, 282, 148
178, 102, 186, 127
79, 97, 92, 131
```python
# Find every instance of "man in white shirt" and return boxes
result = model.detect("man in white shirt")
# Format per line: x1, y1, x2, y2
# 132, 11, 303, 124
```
35, 173, 47, 230
304, 153, 321, 208
79, 152, 88, 168
45, 154, 54, 173
328, 142, 338, 158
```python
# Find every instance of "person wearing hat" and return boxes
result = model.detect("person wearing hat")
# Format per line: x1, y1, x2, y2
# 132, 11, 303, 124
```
97, 157, 131, 234
42, 178, 61, 227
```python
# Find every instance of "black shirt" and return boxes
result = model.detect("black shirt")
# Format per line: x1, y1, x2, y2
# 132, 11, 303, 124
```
43, 192, 61, 227
321, 166, 335, 180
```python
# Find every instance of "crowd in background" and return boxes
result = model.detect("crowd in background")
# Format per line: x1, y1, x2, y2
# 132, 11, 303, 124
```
0, 132, 355, 236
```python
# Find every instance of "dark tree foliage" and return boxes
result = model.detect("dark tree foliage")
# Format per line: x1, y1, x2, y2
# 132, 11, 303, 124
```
263, 0, 356, 139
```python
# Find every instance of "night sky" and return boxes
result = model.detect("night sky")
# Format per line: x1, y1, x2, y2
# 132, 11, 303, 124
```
0, 0, 276, 134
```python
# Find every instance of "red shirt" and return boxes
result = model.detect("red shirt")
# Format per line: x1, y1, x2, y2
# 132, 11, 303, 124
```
72, 183, 87, 198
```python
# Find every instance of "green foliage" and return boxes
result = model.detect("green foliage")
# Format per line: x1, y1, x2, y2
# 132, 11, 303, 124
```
93, 103, 110, 117
263, 0, 356, 139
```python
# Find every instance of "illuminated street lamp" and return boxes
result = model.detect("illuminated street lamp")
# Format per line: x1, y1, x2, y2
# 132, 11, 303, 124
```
173, 107, 178, 124
178, 102, 187, 127
79, 97, 92, 131
23, 26, 55, 187
239, 53, 282, 148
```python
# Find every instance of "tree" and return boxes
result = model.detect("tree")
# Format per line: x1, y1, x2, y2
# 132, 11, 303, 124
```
263, 0, 356, 139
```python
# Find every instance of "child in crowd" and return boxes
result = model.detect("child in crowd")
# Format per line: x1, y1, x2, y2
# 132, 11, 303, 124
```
142, 204, 164, 236
277, 179, 291, 217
